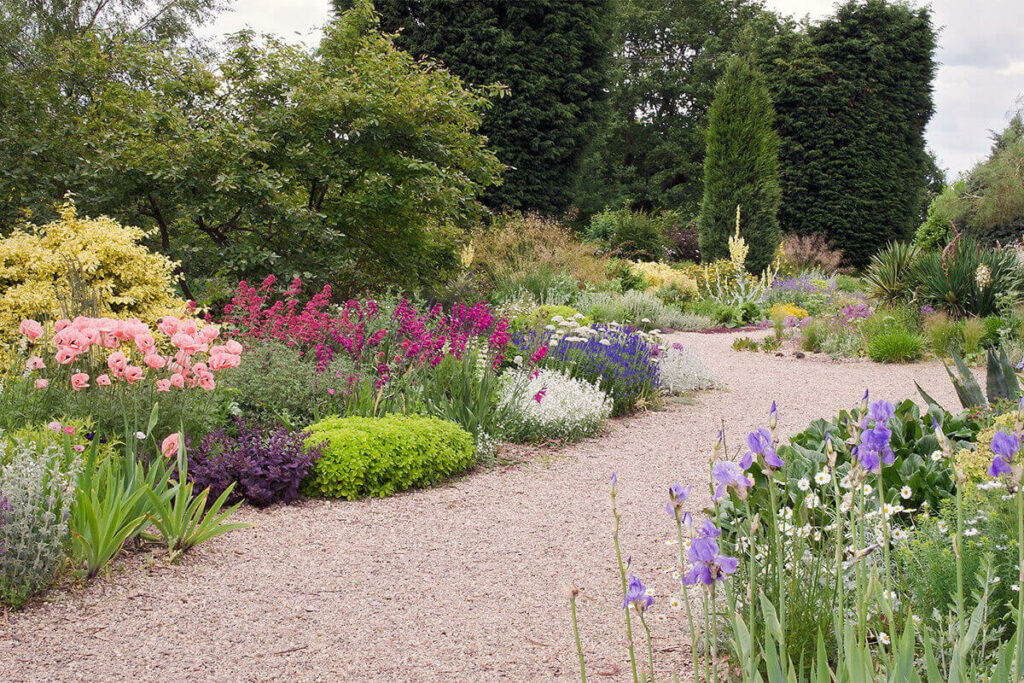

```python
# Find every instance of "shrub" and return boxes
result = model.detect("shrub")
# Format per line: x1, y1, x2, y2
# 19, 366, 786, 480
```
577, 290, 710, 332
922, 311, 960, 357
657, 344, 720, 395
630, 261, 698, 300
912, 235, 1024, 317
778, 233, 845, 273
665, 218, 700, 262
302, 415, 475, 500
604, 210, 667, 261
188, 420, 325, 508
222, 341, 354, 426
0, 440, 78, 607
864, 241, 919, 306
962, 317, 985, 356
866, 326, 926, 363
499, 368, 612, 443
0, 201, 184, 344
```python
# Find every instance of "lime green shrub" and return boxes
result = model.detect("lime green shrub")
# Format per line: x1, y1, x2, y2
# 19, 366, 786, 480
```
303, 415, 474, 500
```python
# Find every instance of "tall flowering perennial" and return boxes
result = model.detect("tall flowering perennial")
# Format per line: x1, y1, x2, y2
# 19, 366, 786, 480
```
854, 400, 896, 473
682, 520, 739, 586
18, 315, 241, 394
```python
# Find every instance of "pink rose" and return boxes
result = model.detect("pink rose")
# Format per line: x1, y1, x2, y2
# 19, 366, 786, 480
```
170, 373, 185, 389
161, 433, 180, 459
107, 351, 128, 374
156, 379, 171, 392
34, 378, 49, 390
144, 354, 166, 370
96, 374, 111, 386
123, 366, 144, 384
70, 373, 90, 391
25, 356, 45, 371
19, 319, 43, 340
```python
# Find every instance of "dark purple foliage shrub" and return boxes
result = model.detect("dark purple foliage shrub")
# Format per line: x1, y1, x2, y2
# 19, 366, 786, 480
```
188, 420, 325, 508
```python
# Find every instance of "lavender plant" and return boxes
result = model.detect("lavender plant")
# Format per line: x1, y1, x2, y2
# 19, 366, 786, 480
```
0, 439, 78, 607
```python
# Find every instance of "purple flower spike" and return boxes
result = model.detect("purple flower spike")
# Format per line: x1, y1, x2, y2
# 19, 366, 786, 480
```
711, 461, 753, 501
623, 573, 654, 612
856, 423, 893, 472
769, 401, 778, 429
992, 431, 1020, 460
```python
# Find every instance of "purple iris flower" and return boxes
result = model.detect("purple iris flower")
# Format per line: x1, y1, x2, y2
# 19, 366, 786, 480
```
868, 400, 895, 425
856, 423, 894, 472
622, 573, 654, 611
682, 521, 738, 587
989, 431, 1020, 478
746, 428, 784, 469
711, 461, 753, 501
665, 483, 692, 516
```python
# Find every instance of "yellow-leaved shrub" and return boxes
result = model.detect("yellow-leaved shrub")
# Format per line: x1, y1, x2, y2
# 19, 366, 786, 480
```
630, 261, 699, 300
0, 201, 185, 342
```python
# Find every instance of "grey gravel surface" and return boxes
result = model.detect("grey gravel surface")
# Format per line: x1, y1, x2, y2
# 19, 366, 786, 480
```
0, 331, 964, 682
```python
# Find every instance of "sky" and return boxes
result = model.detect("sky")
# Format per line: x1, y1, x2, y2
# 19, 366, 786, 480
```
208, 0, 1024, 178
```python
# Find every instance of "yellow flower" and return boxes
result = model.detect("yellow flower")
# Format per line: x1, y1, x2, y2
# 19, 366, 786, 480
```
769, 303, 809, 321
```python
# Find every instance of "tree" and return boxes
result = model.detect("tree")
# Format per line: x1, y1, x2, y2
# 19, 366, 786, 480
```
762, 0, 936, 267
0, 2, 502, 296
698, 57, 780, 272
572, 0, 783, 219
334, 0, 614, 216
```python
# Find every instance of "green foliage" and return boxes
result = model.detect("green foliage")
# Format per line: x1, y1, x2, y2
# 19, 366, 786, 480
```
303, 415, 475, 500
0, 439, 79, 607
698, 57, 781, 273
921, 348, 1021, 412
866, 326, 925, 363
912, 236, 1024, 317
577, 290, 710, 331
573, 0, 780, 217
352, 0, 614, 215
588, 209, 668, 261
864, 242, 920, 306
914, 182, 969, 249
762, 0, 937, 267
223, 341, 354, 427
0, 4, 502, 295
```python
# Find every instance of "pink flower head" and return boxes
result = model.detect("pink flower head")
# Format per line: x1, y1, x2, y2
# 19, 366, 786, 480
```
96, 374, 111, 386
533, 388, 547, 403
224, 340, 243, 355
144, 353, 166, 370
71, 373, 90, 391
73, 444, 85, 453
54, 319, 71, 332
197, 371, 216, 391
107, 351, 128, 374
47, 420, 61, 431
200, 325, 220, 342
25, 356, 45, 371
19, 319, 43, 340
134, 333, 157, 355
156, 379, 172, 392
158, 316, 179, 337
34, 378, 49, 390
170, 373, 185, 389
54, 347, 77, 365
161, 433, 180, 459
62, 425, 75, 435
178, 318, 199, 336
123, 366, 144, 384
208, 353, 240, 371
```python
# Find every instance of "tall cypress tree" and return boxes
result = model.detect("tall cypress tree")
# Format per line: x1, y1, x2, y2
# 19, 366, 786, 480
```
762, 0, 936, 267
698, 57, 781, 273
333, 0, 612, 215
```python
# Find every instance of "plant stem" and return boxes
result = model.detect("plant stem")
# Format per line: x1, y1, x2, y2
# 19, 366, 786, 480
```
1016, 484, 1024, 681
955, 475, 965, 641
877, 471, 891, 595
766, 470, 786, 672
639, 611, 655, 683
613, 501, 640, 683
675, 517, 700, 678
570, 593, 587, 683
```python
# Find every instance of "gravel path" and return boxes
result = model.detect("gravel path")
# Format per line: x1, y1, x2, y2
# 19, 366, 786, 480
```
0, 331, 965, 682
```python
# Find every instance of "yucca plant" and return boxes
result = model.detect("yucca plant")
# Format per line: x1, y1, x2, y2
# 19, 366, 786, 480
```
864, 242, 920, 305
912, 235, 1024, 317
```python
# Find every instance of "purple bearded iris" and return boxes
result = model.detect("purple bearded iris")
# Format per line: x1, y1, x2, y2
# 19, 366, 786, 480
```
683, 520, 738, 586
988, 431, 1020, 477
623, 573, 654, 611
711, 461, 753, 501
855, 400, 895, 473
746, 428, 784, 469
666, 483, 692, 517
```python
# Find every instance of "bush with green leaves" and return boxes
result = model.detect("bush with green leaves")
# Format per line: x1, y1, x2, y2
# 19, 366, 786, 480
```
863, 241, 920, 306
302, 415, 475, 500
577, 290, 710, 331
499, 368, 612, 443
588, 209, 667, 261
0, 439, 79, 607
912, 235, 1024, 317
223, 341, 354, 427
864, 311, 926, 363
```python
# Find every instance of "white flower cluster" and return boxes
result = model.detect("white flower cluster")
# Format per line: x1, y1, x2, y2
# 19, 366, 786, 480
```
0, 439, 79, 605
499, 368, 612, 443
657, 345, 720, 395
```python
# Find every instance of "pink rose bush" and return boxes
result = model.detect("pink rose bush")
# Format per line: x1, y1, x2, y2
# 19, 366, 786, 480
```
18, 315, 243, 394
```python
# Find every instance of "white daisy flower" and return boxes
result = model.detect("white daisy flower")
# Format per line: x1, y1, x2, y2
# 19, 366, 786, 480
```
814, 470, 831, 486
797, 477, 810, 491
900, 486, 912, 500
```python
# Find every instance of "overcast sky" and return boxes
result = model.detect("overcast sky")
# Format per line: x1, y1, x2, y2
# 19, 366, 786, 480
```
208, 0, 1024, 178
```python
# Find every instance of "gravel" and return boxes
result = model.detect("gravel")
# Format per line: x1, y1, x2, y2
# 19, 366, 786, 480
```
0, 331, 964, 682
